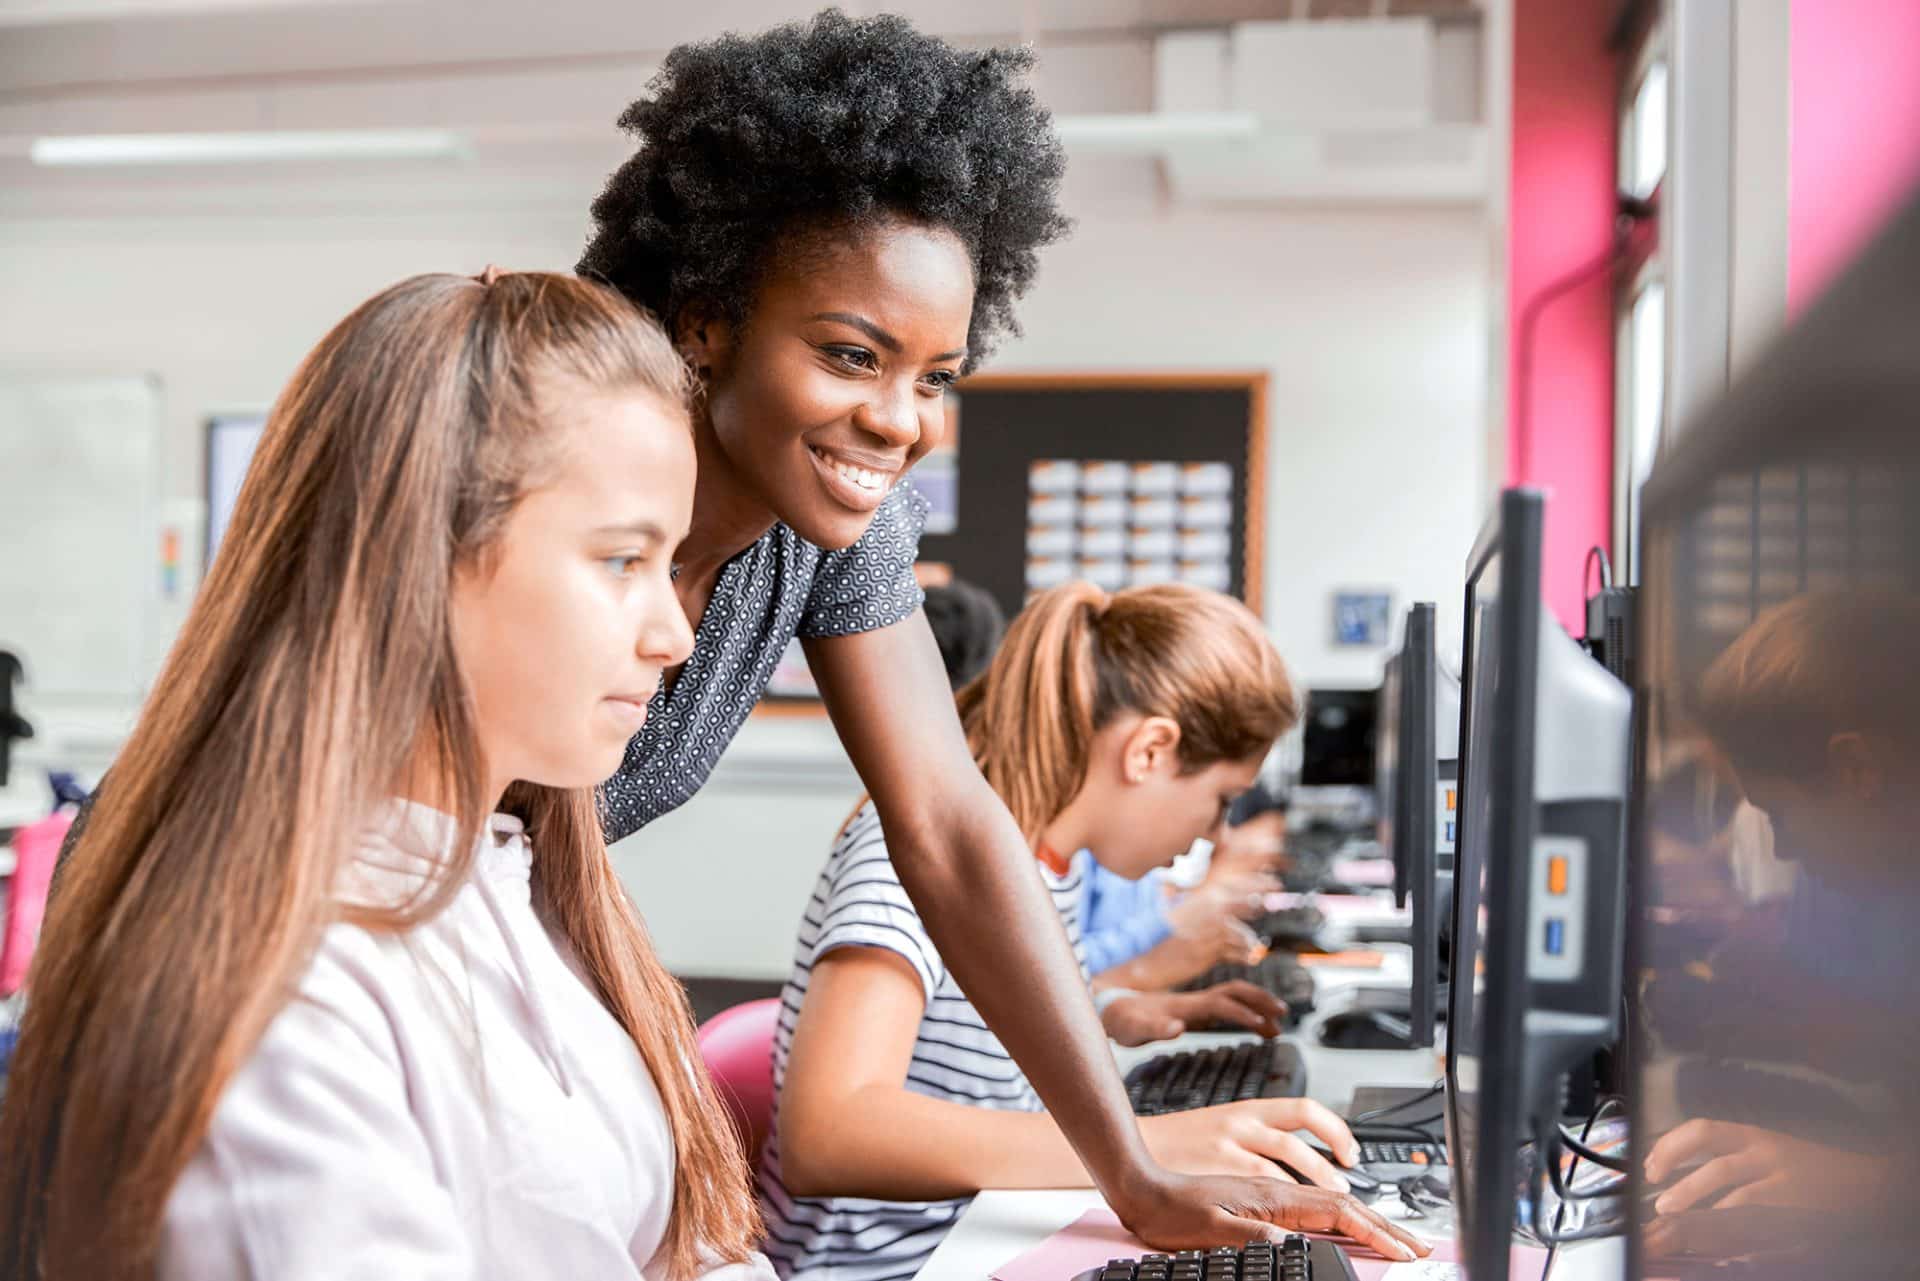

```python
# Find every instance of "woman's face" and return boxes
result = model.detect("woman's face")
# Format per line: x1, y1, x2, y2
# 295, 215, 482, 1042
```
683, 218, 975, 550
450, 389, 697, 798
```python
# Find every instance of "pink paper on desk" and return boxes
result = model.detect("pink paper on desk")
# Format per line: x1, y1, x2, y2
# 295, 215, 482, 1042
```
990, 1209, 1548, 1281
1332, 858, 1397, 888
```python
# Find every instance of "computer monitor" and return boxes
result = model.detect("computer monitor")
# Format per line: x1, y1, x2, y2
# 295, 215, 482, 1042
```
1298, 687, 1378, 788
1348, 602, 1451, 1050
1629, 193, 1920, 1276
1375, 652, 1404, 886
1445, 488, 1632, 1281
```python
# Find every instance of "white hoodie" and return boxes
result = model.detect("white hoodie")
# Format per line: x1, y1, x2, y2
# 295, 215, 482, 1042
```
160, 801, 775, 1281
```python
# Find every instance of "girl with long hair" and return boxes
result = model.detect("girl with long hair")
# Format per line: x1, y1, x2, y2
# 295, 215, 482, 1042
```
0, 271, 768, 1281
757, 583, 1431, 1279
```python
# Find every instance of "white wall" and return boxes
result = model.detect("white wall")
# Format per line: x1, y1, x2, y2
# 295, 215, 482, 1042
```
0, 9, 1488, 978
646, 201, 1488, 978
0, 195, 1486, 977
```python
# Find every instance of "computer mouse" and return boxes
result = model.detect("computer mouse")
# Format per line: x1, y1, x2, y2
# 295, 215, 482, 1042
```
1278, 1151, 1383, 1201
1316, 1008, 1414, 1051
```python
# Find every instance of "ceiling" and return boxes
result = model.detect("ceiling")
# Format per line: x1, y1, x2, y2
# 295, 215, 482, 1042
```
0, 0, 1482, 219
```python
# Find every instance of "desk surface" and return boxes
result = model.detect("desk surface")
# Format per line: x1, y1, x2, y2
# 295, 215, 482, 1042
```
915, 1189, 1624, 1281
914, 950, 1625, 1281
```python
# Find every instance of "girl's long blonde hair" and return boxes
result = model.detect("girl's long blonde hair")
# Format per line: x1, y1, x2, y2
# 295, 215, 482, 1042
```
957, 581, 1300, 841
0, 271, 760, 1279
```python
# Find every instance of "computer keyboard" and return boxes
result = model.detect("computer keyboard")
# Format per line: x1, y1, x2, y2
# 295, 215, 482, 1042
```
1071, 1237, 1359, 1281
1125, 1039, 1307, 1116
1358, 1139, 1446, 1167
1247, 905, 1327, 945
1179, 953, 1317, 1027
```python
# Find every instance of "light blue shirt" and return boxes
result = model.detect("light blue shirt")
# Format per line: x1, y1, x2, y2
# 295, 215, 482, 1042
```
1078, 858, 1176, 975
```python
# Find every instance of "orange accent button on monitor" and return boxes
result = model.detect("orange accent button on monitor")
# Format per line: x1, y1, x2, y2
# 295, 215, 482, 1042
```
1547, 855, 1569, 896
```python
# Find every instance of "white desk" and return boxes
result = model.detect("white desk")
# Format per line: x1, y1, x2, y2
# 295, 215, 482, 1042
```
915, 1189, 1624, 1281
915, 952, 1626, 1281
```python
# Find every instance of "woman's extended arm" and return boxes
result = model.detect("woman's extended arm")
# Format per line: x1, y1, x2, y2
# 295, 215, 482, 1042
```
804, 616, 1426, 1261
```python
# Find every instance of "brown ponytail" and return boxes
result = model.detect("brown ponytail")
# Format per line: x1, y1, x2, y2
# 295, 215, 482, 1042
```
958, 582, 1299, 841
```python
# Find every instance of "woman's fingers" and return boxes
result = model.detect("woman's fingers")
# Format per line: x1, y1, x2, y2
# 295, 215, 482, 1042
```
1230, 1183, 1431, 1262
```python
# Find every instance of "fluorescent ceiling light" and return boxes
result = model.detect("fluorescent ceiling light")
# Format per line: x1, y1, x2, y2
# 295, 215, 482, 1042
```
1051, 112, 1259, 153
30, 129, 471, 167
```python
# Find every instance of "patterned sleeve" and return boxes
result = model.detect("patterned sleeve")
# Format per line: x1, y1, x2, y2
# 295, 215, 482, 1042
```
805, 805, 947, 1003
796, 479, 930, 639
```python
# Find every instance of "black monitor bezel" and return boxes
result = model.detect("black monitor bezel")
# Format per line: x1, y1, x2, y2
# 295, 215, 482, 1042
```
1446, 487, 1545, 1281
1401, 602, 1440, 1050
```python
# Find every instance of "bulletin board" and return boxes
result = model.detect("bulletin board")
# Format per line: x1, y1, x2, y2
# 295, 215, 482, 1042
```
756, 371, 1267, 715
0, 374, 161, 700
922, 372, 1269, 621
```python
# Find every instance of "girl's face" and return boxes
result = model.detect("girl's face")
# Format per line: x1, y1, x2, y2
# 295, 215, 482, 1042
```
450, 390, 696, 800
681, 218, 975, 550
1081, 715, 1267, 881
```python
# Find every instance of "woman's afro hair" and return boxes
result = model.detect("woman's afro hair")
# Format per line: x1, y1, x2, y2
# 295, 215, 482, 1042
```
578, 8, 1071, 370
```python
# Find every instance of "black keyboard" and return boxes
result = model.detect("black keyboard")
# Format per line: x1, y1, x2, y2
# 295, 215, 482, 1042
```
1247, 906, 1327, 945
1179, 954, 1317, 1028
1072, 1237, 1359, 1281
1359, 1139, 1447, 1167
1126, 1039, 1307, 1116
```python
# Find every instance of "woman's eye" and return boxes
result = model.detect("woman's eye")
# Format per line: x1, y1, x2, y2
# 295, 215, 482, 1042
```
604, 555, 643, 579
918, 370, 958, 394
826, 346, 876, 372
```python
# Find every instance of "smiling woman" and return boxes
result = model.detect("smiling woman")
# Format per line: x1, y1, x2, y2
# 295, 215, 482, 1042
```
565, 8, 1424, 1265
576, 8, 1070, 839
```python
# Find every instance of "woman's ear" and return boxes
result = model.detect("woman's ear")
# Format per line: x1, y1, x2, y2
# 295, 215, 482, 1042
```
1122, 716, 1184, 783
674, 302, 732, 381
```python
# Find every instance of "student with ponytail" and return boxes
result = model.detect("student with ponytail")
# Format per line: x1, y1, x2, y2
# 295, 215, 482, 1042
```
0, 271, 769, 1281
758, 582, 1430, 1281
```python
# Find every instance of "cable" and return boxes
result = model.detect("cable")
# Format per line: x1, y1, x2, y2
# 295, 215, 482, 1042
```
1541, 1096, 1628, 1267
1351, 1129, 1443, 1144
1348, 1080, 1444, 1125
1558, 1125, 1629, 1171
1513, 194, 1655, 483
1585, 544, 1614, 597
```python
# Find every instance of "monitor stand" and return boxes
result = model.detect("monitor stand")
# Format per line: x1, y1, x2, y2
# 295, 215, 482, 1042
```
1315, 984, 1448, 1052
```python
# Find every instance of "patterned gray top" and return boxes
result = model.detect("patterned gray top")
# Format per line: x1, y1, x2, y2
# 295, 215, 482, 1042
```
598, 481, 929, 844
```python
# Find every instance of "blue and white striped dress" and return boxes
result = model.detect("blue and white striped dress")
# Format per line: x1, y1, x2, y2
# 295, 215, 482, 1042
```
757, 802, 1088, 1281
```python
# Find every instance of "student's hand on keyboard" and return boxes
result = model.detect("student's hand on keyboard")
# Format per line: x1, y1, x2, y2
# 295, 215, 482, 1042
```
1141, 1098, 1360, 1189
1102, 983, 1286, 1046
1109, 1171, 1429, 1263
1165, 895, 1268, 967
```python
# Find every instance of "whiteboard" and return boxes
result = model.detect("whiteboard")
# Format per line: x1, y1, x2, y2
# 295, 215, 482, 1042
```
0, 375, 160, 700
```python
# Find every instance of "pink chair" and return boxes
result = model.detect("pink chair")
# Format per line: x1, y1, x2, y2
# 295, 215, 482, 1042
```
696, 998, 781, 1169
1, 809, 72, 997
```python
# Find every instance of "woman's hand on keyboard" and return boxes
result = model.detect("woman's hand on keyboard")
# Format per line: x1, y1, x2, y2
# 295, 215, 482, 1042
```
1141, 1097, 1360, 1190
1110, 1170, 1430, 1262
1101, 982, 1285, 1045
